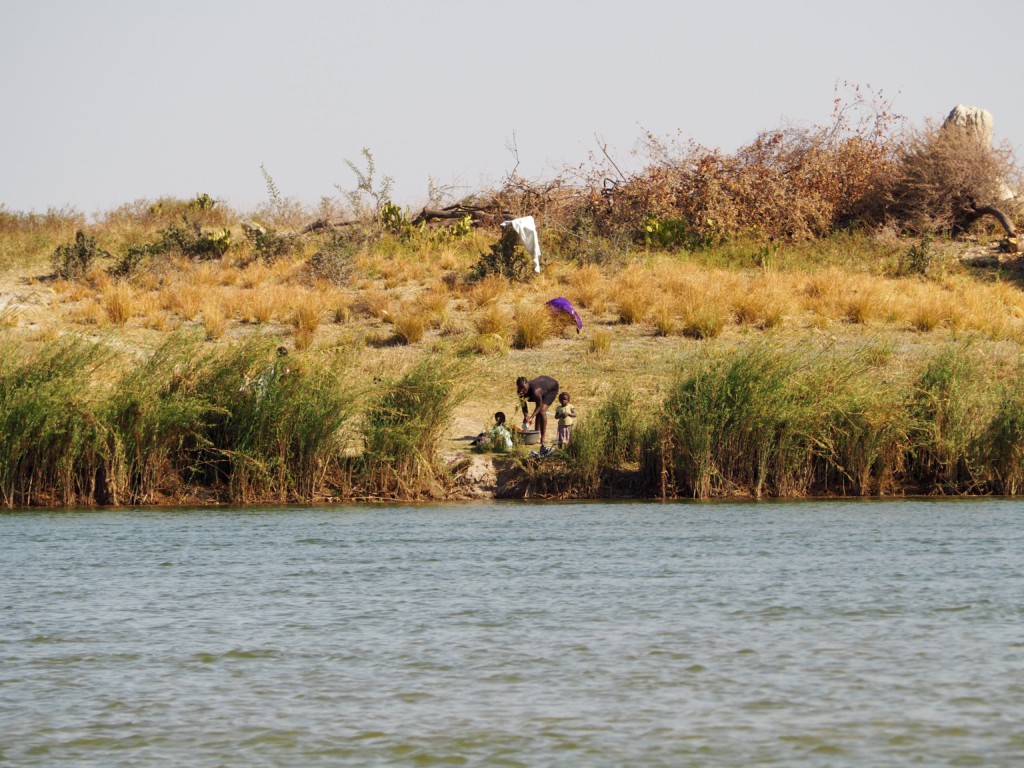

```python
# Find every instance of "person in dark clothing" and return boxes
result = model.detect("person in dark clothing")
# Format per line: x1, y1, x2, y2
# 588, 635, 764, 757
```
516, 375, 559, 455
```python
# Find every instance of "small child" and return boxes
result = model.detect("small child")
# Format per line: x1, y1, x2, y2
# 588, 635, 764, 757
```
554, 392, 576, 448
471, 411, 513, 452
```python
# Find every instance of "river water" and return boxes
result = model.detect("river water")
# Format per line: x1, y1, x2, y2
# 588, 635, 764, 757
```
1, 499, 1023, 767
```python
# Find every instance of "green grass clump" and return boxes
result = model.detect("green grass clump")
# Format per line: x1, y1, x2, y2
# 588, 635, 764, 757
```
187, 338, 355, 503
105, 332, 216, 503
0, 337, 114, 507
357, 353, 468, 499
907, 343, 999, 493
647, 343, 917, 498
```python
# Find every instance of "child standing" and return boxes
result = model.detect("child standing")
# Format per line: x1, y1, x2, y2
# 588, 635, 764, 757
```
555, 392, 576, 448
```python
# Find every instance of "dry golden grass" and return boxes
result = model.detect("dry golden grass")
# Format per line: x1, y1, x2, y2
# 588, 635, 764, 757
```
239, 262, 272, 289
512, 302, 552, 349
472, 333, 509, 355
293, 326, 316, 351
466, 275, 510, 309
906, 291, 948, 332
418, 287, 450, 328
566, 264, 606, 310
356, 288, 393, 320
144, 311, 179, 332
103, 282, 135, 324
613, 285, 652, 325
679, 299, 726, 339
330, 293, 355, 324
243, 287, 279, 324
203, 301, 228, 340
85, 265, 112, 292
589, 328, 612, 355
474, 302, 512, 337
651, 300, 677, 337
159, 283, 204, 320
436, 245, 462, 272
27, 326, 60, 343
291, 295, 324, 335
391, 305, 428, 345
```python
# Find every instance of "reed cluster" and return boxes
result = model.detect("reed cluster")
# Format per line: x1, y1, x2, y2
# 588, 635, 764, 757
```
0, 333, 467, 507
355, 354, 468, 499
524, 341, 1024, 499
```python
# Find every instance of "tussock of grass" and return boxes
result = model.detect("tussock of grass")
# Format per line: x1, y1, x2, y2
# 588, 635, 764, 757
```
103, 282, 135, 324
391, 305, 427, 345
512, 303, 552, 349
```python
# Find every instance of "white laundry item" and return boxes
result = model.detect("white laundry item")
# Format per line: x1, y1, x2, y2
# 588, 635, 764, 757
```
502, 216, 542, 273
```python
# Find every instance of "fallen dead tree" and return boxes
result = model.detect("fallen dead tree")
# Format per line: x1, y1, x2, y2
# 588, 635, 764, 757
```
296, 218, 360, 235
410, 204, 510, 227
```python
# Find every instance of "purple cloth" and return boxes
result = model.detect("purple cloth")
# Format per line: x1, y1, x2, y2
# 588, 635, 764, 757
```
545, 297, 583, 332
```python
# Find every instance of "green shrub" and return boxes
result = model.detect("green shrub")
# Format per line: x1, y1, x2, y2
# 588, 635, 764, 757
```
469, 226, 533, 282
112, 221, 231, 276
243, 222, 298, 263
307, 235, 358, 284
51, 230, 100, 279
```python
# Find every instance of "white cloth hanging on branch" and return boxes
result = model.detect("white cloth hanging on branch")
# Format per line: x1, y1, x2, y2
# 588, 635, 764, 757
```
502, 216, 542, 273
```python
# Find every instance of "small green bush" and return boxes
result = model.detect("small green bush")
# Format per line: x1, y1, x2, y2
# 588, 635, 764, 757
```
307, 235, 358, 284
51, 230, 100, 279
469, 226, 533, 282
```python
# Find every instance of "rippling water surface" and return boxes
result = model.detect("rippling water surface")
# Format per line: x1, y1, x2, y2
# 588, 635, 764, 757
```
2, 499, 1024, 766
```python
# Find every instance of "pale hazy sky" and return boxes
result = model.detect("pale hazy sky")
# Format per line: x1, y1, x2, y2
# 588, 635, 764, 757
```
3, 0, 1023, 217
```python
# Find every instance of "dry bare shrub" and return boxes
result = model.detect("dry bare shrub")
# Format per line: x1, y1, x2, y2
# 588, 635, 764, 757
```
883, 121, 1019, 234
570, 84, 903, 243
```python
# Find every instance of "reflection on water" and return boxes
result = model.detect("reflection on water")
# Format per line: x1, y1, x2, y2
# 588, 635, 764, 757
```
2, 499, 1023, 766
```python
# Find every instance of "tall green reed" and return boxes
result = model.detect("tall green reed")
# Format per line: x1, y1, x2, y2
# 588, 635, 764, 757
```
0, 337, 113, 507
649, 343, 915, 498
188, 338, 355, 503
357, 353, 468, 499
105, 332, 217, 504
979, 364, 1024, 494
907, 343, 1002, 493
